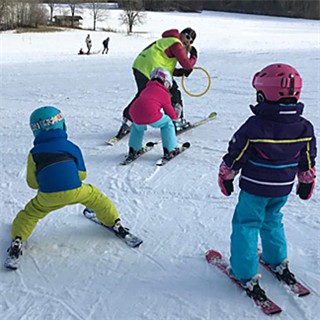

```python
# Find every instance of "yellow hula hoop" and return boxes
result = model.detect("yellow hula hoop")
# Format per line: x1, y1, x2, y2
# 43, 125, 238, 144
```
181, 66, 211, 98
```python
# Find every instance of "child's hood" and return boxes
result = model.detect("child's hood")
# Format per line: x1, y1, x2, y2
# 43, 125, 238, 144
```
250, 101, 305, 123
161, 29, 181, 40
33, 129, 68, 146
146, 80, 169, 93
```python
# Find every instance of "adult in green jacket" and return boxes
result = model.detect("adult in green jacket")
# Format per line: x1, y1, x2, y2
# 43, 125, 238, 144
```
116, 27, 197, 139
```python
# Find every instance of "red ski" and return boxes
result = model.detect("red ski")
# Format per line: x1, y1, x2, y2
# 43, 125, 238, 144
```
259, 258, 311, 297
206, 250, 282, 315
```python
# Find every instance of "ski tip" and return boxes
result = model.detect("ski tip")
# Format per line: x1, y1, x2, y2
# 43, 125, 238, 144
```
4, 265, 18, 271
83, 208, 95, 218
208, 111, 218, 118
205, 250, 222, 262
182, 142, 191, 148
146, 141, 156, 147
297, 290, 311, 297
132, 241, 143, 248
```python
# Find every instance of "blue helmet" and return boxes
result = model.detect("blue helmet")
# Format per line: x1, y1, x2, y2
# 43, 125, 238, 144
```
30, 106, 66, 137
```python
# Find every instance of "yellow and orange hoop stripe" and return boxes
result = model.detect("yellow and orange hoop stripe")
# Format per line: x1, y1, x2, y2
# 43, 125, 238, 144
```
181, 66, 212, 97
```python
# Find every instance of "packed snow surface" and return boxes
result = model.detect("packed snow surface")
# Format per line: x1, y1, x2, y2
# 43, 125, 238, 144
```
1, 5, 319, 320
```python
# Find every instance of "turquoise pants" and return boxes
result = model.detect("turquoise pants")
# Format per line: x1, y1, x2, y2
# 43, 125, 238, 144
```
230, 190, 288, 282
129, 114, 177, 152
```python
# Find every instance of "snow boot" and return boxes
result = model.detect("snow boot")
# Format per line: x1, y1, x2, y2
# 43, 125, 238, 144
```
4, 237, 23, 270
272, 259, 297, 285
112, 219, 130, 239
163, 147, 180, 160
241, 274, 267, 302
174, 117, 190, 132
127, 147, 144, 160
116, 118, 132, 139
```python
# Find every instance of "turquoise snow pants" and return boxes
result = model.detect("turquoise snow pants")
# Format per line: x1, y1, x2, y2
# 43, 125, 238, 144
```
129, 114, 177, 152
230, 190, 288, 282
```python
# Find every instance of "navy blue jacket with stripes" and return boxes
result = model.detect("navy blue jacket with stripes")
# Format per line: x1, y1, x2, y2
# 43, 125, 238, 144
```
223, 102, 317, 197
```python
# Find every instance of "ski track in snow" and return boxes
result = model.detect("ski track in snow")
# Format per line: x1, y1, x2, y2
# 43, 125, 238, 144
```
1, 6, 320, 320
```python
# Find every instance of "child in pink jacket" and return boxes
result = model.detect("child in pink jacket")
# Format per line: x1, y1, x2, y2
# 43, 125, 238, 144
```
128, 67, 181, 159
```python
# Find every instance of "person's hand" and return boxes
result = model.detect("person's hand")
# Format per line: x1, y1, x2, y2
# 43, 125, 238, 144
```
218, 161, 238, 196
190, 46, 197, 58
296, 167, 316, 200
183, 69, 193, 77
174, 69, 193, 77
174, 69, 186, 77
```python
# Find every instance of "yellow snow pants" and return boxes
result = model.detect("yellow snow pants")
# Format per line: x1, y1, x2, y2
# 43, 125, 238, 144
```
11, 184, 119, 242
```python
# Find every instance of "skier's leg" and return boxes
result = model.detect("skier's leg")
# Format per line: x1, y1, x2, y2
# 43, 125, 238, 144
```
260, 196, 288, 269
150, 115, 177, 153
128, 123, 146, 152
230, 190, 267, 282
10, 192, 72, 242
78, 184, 119, 227
170, 80, 189, 130
170, 80, 183, 109
117, 70, 149, 138
121, 69, 149, 120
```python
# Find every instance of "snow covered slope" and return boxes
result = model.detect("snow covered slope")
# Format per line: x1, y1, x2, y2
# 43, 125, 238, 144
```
1, 8, 319, 320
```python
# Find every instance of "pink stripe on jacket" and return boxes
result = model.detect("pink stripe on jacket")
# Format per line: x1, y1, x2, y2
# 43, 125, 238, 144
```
129, 81, 178, 125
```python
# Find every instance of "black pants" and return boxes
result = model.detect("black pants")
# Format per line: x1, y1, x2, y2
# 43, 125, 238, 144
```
122, 69, 183, 121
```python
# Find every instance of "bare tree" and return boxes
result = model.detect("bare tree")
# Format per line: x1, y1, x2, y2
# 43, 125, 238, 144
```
87, 1, 108, 31
119, 0, 146, 34
29, 2, 49, 27
0, 0, 10, 29
0, 0, 48, 30
66, 0, 79, 28
43, 0, 57, 22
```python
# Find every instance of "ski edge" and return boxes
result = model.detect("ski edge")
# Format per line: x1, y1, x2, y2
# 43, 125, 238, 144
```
259, 258, 311, 297
156, 142, 191, 166
83, 209, 143, 248
106, 111, 217, 145
205, 250, 282, 315
120, 141, 161, 165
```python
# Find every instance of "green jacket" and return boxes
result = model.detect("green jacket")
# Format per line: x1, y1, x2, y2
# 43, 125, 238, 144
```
133, 37, 181, 79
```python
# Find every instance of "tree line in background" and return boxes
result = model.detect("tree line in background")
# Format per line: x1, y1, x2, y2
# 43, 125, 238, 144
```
0, 0, 318, 31
121, 0, 319, 19
203, 0, 320, 20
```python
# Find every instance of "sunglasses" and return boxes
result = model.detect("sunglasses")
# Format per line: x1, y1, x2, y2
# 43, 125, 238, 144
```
184, 33, 194, 44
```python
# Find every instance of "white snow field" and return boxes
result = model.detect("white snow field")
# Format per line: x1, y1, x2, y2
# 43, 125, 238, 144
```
1, 6, 319, 320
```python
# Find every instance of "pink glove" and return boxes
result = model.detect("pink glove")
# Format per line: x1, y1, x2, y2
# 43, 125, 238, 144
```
218, 161, 238, 196
297, 167, 316, 200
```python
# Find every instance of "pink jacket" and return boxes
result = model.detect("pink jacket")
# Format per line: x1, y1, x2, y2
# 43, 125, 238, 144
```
129, 81, 178, 125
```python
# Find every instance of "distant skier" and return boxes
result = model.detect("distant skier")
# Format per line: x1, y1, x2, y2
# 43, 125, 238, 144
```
4, 106, 130, 270
116, 27, 198, 139
126, 67, 181, 160
85, 34, 92, 54
102, 37, 110, 54
218, 63, 316, 299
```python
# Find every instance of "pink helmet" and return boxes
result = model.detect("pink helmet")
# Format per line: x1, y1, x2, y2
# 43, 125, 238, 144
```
252, 63, 302, 102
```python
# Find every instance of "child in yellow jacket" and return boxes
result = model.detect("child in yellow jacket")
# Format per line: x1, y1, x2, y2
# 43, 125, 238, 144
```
5, 106, 128, 270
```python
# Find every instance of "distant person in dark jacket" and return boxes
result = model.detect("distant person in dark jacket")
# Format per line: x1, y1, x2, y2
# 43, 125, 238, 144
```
102, 37, 110, 54
218, 63, 316, 298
